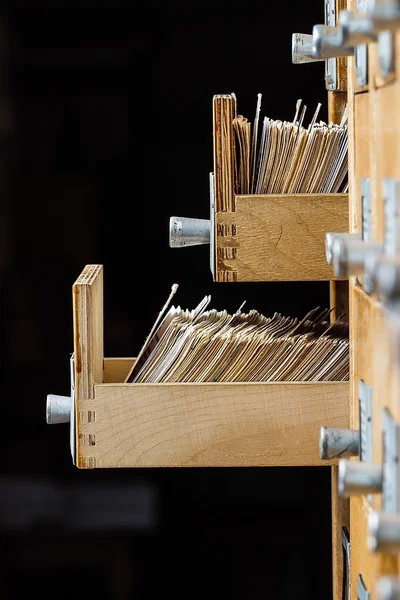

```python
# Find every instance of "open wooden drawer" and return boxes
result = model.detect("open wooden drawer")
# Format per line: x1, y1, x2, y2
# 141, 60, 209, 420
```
73, 265, 349, 469
170, 94, 349, 282
212, 94, 349, 282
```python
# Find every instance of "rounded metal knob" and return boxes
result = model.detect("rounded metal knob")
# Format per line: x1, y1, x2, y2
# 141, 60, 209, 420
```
169, 217, 210, 248
369, 255, 400, 300
332, 238, 383, 278
382, 307, 400, 366
371, 3, 400, 32
376, 576, 400, 600
338, 459, 383, 497
312, 24, 354, 59
339, 10, 378, 45
368, 511, 400, 552
319, 426, 360, 460
325, 232, 360, 266
292, 33, 324, 64
46, 394, 72, 424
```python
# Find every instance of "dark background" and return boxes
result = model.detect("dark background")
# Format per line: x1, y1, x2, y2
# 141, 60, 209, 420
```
1, 1, 336, 598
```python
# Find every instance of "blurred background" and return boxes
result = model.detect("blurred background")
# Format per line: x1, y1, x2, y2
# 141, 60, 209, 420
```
1, 1, 337, 598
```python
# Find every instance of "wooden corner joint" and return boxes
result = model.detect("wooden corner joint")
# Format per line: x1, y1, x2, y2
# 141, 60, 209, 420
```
216, 269, 238, 283
216, 215, 238, 281
77, 400, 97, 468
77, 456, 97, 469
217, 222, 237, 237
78, 408, 97, 425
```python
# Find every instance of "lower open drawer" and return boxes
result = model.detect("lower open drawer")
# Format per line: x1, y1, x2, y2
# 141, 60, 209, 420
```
75, 358, 349, 468
73, 265, 349, 469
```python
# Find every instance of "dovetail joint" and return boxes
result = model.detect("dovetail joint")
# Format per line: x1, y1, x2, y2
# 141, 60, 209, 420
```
78, 456, 97, 469
78, 410, 96, 424
217, 248, 237, 260
79, 433, 96, 447
217, 223, 237, 236
216, 268, 237, 283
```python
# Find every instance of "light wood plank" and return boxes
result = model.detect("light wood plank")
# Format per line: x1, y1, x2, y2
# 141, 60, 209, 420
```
333, 0, 348, 92
347, 48, 379, 582
372, 299, 400, 542
330, 279, 349, 323
331, 465, 350, 600
347, 35, 357, 235
77, 381, 349, 468
350, 497, 398, 597
328, 49, 350, 600
353, 93, 370, 236
348, 286, 400, 592
329, 275, 349, 600
372, 301, 393, 470
349, 282, 371, 593
72, 264, 104, 468
216, 194, 348, 281
328, 82, 349, 327
213, 94, 235, 213
350, 284, 372, 429
328, 91, 347, 125
372, 80, 400, 243
72, 264, 104, 399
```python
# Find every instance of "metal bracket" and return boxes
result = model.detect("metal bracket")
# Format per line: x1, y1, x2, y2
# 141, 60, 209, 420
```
379, 30, 394, 79
292, 33, 325, 64
361, 178, 371, 243
355, 0, 369, 87
382, 407, 399, 514
355, 42, 368, 87
359, 380, 373, 465
342, 528, 351, 600
209, 172, 215, 281
357, 574, 370, 599
361, 178, 373, 293
70, 354, 76, 465
325, 0, 337, 90
376, 576, 400, 599
383, 178, 399, 256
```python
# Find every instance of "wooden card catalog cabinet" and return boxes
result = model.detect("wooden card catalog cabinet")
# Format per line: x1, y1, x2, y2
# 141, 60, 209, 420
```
324, 3, 400, 597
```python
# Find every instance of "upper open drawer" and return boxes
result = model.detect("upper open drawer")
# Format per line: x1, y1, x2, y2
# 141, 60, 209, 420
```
169, 94, 349, 282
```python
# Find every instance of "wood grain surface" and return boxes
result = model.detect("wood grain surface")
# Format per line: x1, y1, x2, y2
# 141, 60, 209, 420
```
77, 381, 349, 468
216, 193, 348, 281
